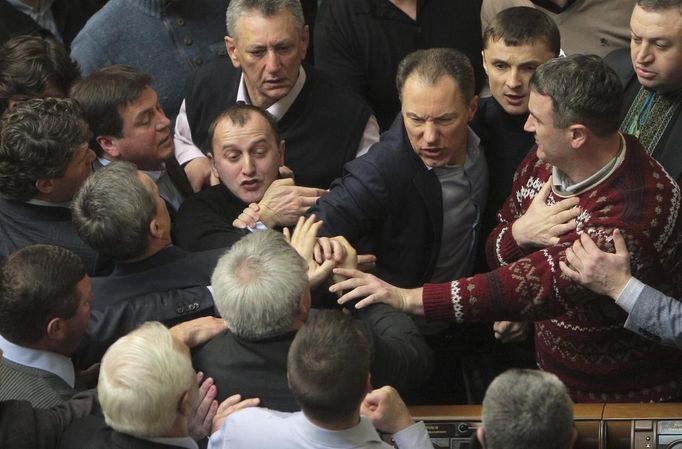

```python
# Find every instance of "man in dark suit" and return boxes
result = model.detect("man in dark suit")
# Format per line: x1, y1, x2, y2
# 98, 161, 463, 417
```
71, 161, 218, 325
0, 97, 106, 274
604, 0, 682, 184
59, 321, 258, 449
71, 65, 194, 218
192, 228, 433, 411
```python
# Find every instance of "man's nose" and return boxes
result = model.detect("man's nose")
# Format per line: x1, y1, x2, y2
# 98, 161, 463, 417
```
506, 68, 522, 89
264, 49, 282, 73
423, 122, 438, 144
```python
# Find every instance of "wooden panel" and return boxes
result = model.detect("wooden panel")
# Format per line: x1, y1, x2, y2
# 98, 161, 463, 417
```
603, 403, 682, 419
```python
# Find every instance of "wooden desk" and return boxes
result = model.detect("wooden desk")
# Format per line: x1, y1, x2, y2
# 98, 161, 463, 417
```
407, 403, 682, 449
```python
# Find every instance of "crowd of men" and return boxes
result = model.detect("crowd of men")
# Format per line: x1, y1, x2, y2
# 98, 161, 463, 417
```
0, 0, 681, 447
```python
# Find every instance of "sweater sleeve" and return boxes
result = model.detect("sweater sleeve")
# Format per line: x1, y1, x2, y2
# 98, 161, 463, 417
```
485, 153, 547, 268
424, 228, 615, 323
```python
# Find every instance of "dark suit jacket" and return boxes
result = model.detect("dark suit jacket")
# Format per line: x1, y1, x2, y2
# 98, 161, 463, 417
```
0, 390, 98, 449
59, 415, 186, 449
309, 115, 444, 288
0, 198, 110, 275
75, 246, 220, 366
604, 47, 682, 184
192, 304, 433, 412
90, 245, 221, 313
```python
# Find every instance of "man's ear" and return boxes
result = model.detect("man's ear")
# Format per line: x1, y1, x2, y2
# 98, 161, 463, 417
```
208, 153, 220, 179
477, 427, 487, 449
567, 124, 588, 150
467, 95, 479, 122
178, 390, 192, 417
46, 317, 66, 341
96, 136, 120, 159
225, 36, 240, 69
149, 217, 165, 239
482, 50, 489, 76
277, 140, 286, 166
35, 178, 55, 195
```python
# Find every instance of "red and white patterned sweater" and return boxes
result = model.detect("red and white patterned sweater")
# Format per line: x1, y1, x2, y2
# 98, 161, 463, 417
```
423, 134, 682, 402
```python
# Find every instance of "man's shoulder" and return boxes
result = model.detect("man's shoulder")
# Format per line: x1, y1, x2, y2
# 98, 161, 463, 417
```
0, 360, 73, 408
212, 408, 299, 447
0, 198, 71, 221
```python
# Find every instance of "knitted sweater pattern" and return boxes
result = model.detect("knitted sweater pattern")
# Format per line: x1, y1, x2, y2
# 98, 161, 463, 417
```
423, 134, 682, 402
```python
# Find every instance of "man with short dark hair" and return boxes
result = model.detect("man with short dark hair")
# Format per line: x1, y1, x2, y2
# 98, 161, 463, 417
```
311, 47, 487, 289
0, 97, 102, 274
193, 227, 432, 411
0, 35, 80, 116
71, 161, 217, 323
604, 0, 682, 184
481, 0, 634, 57
477, 369, 576, 449
473, 7, 564, 250
175, 104, 325, 251
174, 0, 378, 191
333, 55, 682, 402
0, 245, 91, 408
71, 65, 193, 214
209, 310, 433, 449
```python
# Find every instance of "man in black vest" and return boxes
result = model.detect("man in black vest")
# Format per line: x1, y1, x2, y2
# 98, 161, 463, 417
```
604, 0, 682, 185
173, 0, 378, 192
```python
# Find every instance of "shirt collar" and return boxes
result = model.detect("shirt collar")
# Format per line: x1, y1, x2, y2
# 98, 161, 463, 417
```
142, 436, 198, 449
0, 334, 75, 387
144, 162, 168, 182
552, 133, 627, 196
236, 66, 306, 121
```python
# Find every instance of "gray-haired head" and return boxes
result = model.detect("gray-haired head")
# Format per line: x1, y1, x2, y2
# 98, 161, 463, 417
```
211, 230, 307, 340
530, 54, 622, 137
72, 161, 156, 261
225, 0, 304, 38
396, 48, 475, 106
481, 369, 575, 449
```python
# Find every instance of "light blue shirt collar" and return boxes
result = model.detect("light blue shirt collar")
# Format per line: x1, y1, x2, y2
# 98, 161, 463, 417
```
0, 334, 75, 387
